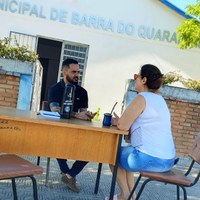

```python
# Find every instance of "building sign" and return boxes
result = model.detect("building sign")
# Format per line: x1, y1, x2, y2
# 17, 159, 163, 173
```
0, 0, 178, 44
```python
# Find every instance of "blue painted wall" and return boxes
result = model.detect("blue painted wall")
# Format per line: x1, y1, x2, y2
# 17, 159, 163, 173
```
17, 74, 32, 110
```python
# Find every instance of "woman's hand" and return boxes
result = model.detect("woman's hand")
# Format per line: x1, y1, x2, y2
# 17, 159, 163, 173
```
111, 112, 119, 126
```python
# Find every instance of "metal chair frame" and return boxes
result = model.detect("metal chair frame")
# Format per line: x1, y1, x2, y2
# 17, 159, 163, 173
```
1, 175, 38, 200
0, 154, 43, 200
128, 133, 200, 200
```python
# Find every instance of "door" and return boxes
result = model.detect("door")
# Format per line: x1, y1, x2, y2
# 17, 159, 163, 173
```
36, 38, 62, 105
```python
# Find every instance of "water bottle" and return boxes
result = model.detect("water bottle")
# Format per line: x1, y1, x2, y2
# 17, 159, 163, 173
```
60, 83, 76, 119
93, 108, 100, 121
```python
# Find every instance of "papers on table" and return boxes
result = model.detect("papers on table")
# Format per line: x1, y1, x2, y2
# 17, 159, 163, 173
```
39, 110, 60, 119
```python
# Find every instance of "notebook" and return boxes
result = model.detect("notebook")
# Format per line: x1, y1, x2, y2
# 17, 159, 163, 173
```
39, 110, 60, 119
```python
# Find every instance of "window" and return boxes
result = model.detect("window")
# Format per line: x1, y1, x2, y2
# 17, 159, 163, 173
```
60, 41, 89, 86
9, 31, 36, 51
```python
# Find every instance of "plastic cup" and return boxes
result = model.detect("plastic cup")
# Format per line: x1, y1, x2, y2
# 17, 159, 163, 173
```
103, 113, 112, 126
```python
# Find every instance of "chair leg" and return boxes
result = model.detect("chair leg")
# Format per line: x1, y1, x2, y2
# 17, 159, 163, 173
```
45, 157, 51, 185
29, 176, 39, 200
11, 178, 18, 200
94, 163, 102, 194
180, 186, 187, 200
177, 185, 180, 200
127, 174, 142, 200
135, 179, 152, 200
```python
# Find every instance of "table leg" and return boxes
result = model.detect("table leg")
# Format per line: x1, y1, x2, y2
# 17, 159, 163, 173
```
109, 135, 122, 200
94, 163, 102, 194
45, 157, 51, 186
37, 156, 40, 165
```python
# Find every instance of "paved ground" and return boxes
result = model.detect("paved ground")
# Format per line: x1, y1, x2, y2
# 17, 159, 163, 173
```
0, 156, 199, 200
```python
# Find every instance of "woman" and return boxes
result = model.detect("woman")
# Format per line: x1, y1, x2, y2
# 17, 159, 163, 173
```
105, 64, 175, 200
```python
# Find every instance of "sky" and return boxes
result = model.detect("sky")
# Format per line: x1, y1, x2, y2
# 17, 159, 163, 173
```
168, 0, 197, 11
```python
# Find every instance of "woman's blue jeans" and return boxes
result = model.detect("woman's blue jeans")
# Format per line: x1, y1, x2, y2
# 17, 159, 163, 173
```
119, 146, 175, 172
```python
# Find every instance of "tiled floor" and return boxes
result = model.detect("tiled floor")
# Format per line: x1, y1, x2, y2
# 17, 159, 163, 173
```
0, 156, 199, 200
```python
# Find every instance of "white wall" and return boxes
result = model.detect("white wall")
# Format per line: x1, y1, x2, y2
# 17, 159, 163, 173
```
0, 0, 199, 117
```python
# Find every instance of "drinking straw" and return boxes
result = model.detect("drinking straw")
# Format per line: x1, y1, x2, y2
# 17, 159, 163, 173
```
110, 102, 118, 114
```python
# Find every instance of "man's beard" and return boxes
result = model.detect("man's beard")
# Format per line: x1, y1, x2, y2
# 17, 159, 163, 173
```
66, 76, 78, 85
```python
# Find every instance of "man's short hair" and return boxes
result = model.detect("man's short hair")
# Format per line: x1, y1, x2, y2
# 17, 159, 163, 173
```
62, 58, 78, 69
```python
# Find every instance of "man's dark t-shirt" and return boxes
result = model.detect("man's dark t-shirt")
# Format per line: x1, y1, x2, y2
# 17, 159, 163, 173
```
48, 80, 88, 112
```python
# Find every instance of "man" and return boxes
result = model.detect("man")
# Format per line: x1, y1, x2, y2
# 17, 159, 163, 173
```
48, 58, 95, 193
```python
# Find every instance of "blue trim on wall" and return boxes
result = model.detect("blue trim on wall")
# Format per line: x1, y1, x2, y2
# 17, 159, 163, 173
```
159, 0, 193, 19
17, 74, 32, 110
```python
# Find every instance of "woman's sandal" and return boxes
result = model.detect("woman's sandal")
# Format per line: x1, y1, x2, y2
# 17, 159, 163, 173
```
105, 194, 135, 200
105, 194, 118, 200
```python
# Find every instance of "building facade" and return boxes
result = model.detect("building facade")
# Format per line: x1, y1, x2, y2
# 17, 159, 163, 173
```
0, 0, 199, 116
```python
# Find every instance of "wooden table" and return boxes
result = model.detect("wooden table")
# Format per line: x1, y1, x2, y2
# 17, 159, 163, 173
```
0, 106, 128, 199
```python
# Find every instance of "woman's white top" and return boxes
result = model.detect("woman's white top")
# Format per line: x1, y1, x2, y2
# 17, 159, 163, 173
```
130, 92, 175, 159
